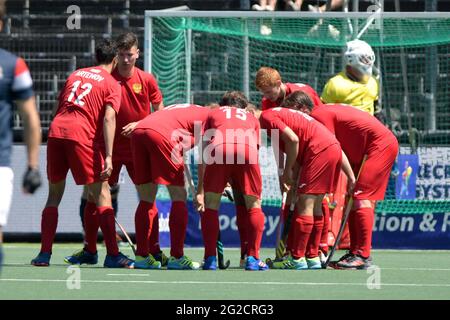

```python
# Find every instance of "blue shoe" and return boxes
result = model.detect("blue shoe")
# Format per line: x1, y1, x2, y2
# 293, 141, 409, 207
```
103, 252, 135, 269
64, 249, 98, 265
202, 256, 217, 270
245, 256, 269, 271
31, 252, 51, 267
306, 256, 322, 269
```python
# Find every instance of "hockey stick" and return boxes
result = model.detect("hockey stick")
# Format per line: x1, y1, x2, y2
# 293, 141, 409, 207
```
114, 217, 136, 256
266, 175, 301, 266
323, 155, 368, 269
184, 163, 230, 270
274, 191, 287, 256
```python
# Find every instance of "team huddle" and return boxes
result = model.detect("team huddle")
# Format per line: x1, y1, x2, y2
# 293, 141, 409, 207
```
30, 32, 398, 271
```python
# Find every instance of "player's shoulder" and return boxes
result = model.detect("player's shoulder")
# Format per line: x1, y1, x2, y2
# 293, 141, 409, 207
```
0, 48, 18, 63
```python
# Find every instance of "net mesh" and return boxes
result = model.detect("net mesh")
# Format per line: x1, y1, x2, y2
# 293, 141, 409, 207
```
149, 15, 450, 211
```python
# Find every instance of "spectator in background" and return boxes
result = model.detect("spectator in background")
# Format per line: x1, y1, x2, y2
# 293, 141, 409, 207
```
0, 0, 42, 272
252, 0, 277, 11
308, 0, 344, 12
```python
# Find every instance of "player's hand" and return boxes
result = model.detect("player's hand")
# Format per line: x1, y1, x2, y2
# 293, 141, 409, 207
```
121, 122, 138, 137
347, 175, 356, 195
101, 156, 113, 180
195, 192, 205, 213
281, 169, 294, 193
22, 166, 42, 194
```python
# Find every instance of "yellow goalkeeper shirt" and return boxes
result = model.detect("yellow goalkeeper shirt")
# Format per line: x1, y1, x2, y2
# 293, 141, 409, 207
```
321, 71, 379, 115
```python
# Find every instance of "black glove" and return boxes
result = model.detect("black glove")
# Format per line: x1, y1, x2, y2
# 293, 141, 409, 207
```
22, 167, 42, 194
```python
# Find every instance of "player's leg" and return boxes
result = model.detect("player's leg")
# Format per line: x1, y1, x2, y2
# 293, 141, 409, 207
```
31, 180, 65, 266
201, 190, 222, 270
133, 182, 161, 269
232, 188, 249, 266
88, 181, 134, 268
305, 194, 325, 269
338, 140, 398, 269
0, 167, 14, 271
166, 184, 199, 270
32, 138, 69, 266
130, 128, 166, 269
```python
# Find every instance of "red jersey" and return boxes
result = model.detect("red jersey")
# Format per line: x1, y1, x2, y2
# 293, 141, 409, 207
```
204, 106, 260, 150
261, 82, 322, 110
136, 103, 210, 148
260, 107, 338, 163
311, 103, 397, 166
112, 67, 162, 151
49, 66, 121, 146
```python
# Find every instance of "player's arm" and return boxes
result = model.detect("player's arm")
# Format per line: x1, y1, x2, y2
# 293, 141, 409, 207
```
280, 127, 299, 191
101, 104, 116, 180
152, 100, 164, 112
17, 96, 43, 194
341, 150, 356, 193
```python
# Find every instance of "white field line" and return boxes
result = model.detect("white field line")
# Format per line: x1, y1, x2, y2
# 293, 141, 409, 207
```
1, 278, 450, 288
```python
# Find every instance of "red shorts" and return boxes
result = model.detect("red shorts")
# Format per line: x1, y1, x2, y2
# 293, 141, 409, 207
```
131, 128, 185, 186
203, 144, 262, 198
47, 137, 104, 185
298, 143, 342, 194
352, 137, 399, 200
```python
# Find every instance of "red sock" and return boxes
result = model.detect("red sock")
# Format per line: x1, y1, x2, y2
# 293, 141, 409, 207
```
98, 206, 119, 256
291, 215, 314, 259
355, 207, 374, 258
40, 207, 58, 253
200, 208, 219, 258
235, 205, 248, 258
348, 210, 359, 254
83, 201, 99, 254
169, 201, 188, 258
246, 208, 264, 259
320, 201, 330, 253
148, 203, 161, 255
134, 201, 154, 257
284, 205, 295, 254
306, 215, 324, 258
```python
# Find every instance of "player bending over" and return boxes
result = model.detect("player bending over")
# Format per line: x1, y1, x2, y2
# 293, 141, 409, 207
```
129, 103, 210, 269
198, 91, 267, 271
250, 103, 350, 269
287, 90, 398, 269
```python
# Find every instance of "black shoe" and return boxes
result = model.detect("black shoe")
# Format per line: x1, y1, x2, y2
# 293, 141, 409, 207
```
337, 255, 372, 270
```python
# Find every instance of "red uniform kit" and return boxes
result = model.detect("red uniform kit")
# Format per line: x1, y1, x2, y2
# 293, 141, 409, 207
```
201, 106, 264, 261
110, 67, 162, 184
311, 104, 398, 200
260, 107, 342, 195
311, 103, 398, 259
48, 66, 121, 184
131, 104, 210, 259
261, 83, 322, 110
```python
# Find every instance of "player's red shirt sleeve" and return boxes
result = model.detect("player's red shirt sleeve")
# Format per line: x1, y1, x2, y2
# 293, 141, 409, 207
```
105, 82, 121, 113
146, 73, 163, 105
260, 110, 287, 133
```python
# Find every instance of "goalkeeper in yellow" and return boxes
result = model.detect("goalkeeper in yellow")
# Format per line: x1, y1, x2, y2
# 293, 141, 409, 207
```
321, 39, 379, 116
318, 39, 379, 266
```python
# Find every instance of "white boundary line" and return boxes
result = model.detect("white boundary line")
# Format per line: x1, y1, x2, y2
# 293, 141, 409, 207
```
1, 278, 450, 288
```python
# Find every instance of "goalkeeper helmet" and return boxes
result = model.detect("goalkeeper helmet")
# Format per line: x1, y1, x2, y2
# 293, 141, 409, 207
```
344, 40, 375, 76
